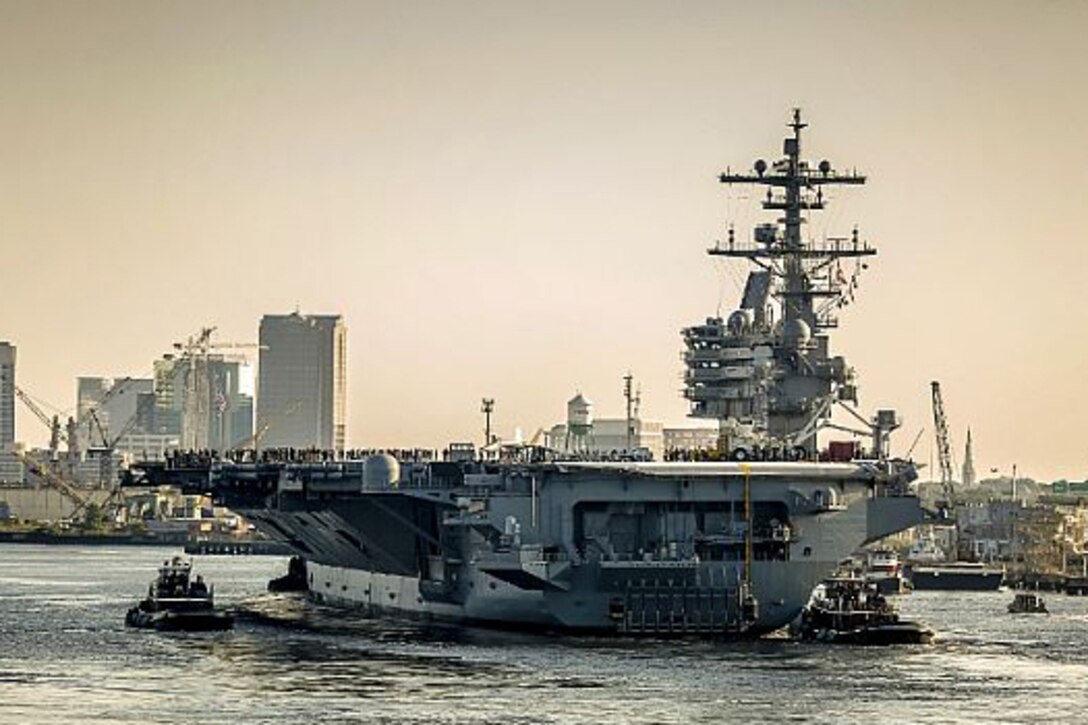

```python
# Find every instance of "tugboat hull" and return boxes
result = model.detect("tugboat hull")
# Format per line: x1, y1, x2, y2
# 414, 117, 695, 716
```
126, 608, 234, 632
811, 621, 934, 645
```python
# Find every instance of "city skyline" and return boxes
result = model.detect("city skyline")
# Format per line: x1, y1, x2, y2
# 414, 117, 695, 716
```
3, 1, 1087, 480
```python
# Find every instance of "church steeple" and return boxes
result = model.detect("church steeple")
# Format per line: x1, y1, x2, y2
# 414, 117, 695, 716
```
962, 427, 977, 488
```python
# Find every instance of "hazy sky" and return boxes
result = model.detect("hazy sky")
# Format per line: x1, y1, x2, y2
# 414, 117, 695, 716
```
3, 1, 1087, 481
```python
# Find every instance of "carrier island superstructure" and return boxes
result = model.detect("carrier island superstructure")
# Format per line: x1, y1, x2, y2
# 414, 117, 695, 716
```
124, 110, 922, 636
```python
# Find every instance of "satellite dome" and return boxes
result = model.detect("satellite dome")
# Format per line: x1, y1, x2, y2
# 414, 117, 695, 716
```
782, 318, 812, 348
363, 454, 400, 490
727, 309, 753, 335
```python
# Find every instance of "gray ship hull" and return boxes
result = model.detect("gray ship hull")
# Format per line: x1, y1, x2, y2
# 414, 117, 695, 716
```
304, 558, 832, 635
217, 459, 923, 636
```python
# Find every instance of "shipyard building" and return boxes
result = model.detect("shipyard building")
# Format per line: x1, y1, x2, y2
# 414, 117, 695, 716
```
257, 312, 346, 451
544, 392, 720, 460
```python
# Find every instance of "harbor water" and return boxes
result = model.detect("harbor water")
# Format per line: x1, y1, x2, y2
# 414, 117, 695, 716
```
3, 545, 1088, 724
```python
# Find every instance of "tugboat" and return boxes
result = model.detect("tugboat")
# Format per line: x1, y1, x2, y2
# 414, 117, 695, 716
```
125, 556, 233, 631
799, 575, 934, 645
1008, 591, 1048, 614
267, 555, 308, 593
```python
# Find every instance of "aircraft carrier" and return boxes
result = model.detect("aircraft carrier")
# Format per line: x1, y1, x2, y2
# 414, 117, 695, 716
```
123, 110, 923, 636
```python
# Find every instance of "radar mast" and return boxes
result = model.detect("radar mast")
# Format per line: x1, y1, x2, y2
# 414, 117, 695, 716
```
683, 109, 878, 456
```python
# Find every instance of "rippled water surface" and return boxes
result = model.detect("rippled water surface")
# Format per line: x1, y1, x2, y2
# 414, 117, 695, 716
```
3, 544, 1088, 723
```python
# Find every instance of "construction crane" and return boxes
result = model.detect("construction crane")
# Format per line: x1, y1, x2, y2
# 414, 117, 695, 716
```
87, 408, 111, 450
14, 385, 63, 460
20, 378, 141, 494
230, 421, 270, 452
14, 384, 83, 481
930, 381, 957, 512
15, 380, 141, 519
77, 375, 138, 447
87, 407, 142, 487
173, 326, 262, 450
234, 399, 299, 452
13, 385, 94, 515
11, 449, 96, 522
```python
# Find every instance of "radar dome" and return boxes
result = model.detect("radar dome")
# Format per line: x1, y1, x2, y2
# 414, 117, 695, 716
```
782, 318, 812, 348
754, 159, 767, 176
727, 309, 753, 335
363, 454, 400, 490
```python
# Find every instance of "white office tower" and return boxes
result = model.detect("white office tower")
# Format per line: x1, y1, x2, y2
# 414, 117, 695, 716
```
0, 342, 21, 482
0, 342, 14, 450
257, 312, 346, 451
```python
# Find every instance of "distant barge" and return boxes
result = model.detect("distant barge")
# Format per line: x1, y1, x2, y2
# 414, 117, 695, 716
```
908, 562, 1004, 591
0, 529, 186, 546
184, 538, 291, 556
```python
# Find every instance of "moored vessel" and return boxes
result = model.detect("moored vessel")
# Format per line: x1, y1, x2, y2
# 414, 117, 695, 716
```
908, 561, 1005, 592
864, 549, 909, 595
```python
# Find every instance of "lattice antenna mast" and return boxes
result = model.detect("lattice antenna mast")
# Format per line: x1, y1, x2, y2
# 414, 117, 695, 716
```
714, 108, 873, 330
481, 398, 495, 447
623, 372, 635, 452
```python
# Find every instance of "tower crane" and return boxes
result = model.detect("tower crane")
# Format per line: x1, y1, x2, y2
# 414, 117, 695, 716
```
173, 326, 262, 450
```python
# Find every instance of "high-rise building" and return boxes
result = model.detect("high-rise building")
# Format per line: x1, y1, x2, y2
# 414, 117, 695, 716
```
257, 312, 346, 451
0, 342, 15, 450
0, 342, 22, 483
